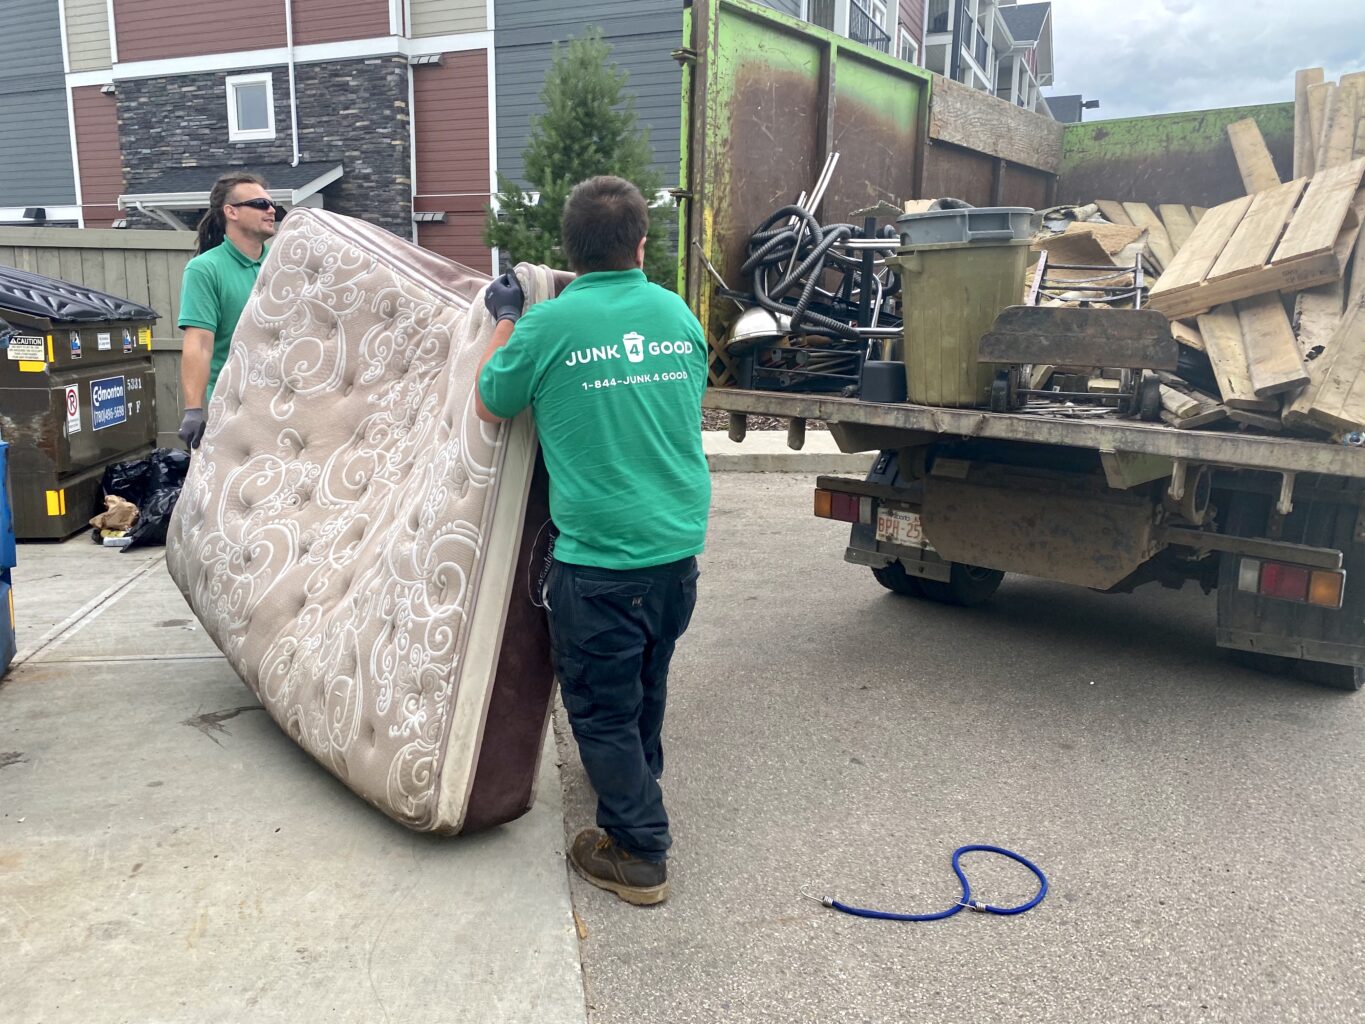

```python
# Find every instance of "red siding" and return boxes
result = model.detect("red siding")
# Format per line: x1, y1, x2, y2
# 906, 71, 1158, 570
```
898, 0, 925, 55
72, 86, 125, 228
413, 50, 492, 272
292, 0, 390, 47
418, 216, 492, 275
115, 0, 284, 62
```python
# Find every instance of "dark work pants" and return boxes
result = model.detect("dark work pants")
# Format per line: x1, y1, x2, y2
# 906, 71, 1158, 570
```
545, 556, 699, 862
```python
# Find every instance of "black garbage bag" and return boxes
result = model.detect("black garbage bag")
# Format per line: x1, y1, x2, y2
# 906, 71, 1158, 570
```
99, 447, 191, 550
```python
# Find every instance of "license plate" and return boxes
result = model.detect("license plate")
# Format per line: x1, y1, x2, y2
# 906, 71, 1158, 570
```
876, 507, 924, 547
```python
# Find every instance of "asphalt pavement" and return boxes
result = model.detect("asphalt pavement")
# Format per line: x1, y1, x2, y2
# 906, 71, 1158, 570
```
3, 463, 1363, 1023
559, 472, 1365, 1024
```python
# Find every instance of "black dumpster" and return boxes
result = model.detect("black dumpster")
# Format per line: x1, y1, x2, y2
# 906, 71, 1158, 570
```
0, 267, 159, 539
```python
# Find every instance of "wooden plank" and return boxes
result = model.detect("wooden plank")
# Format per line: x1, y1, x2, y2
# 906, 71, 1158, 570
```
1228, 406, 1286, 432
1158, 204, 1197, 253
1122, 202, 1175, 270
1307, 82, 1332, 167
1294, 283, 1346, 360
1318, 84, 1359, 170
1094, 200, 1132, 226
1270, 156, 1365, 265
1302, 296, 1365, 433
1171, 320, 1203, 353
1295, 68, 1325, 178
1206, 178, 1306, 282
1237, 293, 1310, 396
1191, 207, 1208, 222
1285, 190, 1365, 427
1150, 250, 1343, 320
1196, 304, 1263, 409
927, 73, 1064, 173
1159, 384, 1225, 423
1227, 118, 1282, 193
1148, 195, 1253, 298
1061, 220, 1146, 259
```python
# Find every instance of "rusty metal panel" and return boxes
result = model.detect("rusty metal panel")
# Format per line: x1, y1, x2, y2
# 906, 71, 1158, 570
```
684, 0, 929, 384
920, 141, 996, 206
1001, 163, 1053, 209
921, 470, 1160, 589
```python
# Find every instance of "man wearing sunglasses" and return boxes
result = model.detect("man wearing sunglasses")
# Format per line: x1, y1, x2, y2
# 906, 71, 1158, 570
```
175, 172, 278, 449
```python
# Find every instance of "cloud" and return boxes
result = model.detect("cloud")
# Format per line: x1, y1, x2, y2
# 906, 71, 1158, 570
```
1046, 0, 1365, 119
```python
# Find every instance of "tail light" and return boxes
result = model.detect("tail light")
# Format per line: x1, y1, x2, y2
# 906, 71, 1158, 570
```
1238, 558, 1345, 609
814, 488, 872, 525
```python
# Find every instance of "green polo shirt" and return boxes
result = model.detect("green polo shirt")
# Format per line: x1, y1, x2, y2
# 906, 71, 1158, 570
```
177, 237, 268, 400
477, 269, 710, 570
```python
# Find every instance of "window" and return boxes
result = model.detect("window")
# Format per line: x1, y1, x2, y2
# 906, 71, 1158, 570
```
898, 28, 919, 64
226, 73, 275, 142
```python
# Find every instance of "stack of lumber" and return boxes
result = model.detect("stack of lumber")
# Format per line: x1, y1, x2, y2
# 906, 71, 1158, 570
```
1089, 69, 1365, 439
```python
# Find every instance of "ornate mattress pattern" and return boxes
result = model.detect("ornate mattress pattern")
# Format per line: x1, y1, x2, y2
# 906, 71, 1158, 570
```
166, 208, 557, 834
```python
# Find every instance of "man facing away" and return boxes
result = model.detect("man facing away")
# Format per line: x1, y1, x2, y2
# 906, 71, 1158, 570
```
475, 176, 710, 905
176, 172, 278, 449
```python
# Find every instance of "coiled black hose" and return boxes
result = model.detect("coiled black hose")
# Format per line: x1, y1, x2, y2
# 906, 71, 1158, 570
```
742, 206, 864, 339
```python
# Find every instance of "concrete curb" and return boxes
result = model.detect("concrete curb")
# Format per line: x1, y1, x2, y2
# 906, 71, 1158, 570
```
702, 431, 875, 474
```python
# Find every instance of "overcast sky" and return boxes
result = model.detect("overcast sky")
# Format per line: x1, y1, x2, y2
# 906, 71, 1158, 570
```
1046, 0, 1365, 120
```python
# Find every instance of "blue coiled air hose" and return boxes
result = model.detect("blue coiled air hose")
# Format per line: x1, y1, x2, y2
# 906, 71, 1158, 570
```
806, 844, 1048, 921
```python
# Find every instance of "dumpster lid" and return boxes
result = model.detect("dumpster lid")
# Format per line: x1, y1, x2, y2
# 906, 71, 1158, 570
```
0, 265, 159, 324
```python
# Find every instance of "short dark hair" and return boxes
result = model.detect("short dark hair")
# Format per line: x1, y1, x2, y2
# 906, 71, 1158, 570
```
560, 176, 650, 273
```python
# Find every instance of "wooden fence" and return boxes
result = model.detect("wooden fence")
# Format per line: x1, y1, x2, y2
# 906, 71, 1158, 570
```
0, 227, 197, 449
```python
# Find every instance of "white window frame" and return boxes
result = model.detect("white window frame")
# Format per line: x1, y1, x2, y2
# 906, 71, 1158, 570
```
898, 27, 918, 64
226, 72, 276, 142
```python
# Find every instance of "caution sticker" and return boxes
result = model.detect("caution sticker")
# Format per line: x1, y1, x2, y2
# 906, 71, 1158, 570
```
70, 331, 82, 360
137, 326, 152, 348
65, 384, 81, 435
7, 335, 44, 361
97, 332, 112, 351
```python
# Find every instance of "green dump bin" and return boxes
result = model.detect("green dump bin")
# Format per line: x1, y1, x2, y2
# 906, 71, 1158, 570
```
892, 208, 1033, 408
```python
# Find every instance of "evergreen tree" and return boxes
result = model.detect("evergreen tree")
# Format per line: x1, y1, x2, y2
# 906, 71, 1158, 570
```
484, 29, 674, 287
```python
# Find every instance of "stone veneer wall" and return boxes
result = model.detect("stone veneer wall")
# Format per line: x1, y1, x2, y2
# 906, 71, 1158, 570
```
118, 57, 411, 236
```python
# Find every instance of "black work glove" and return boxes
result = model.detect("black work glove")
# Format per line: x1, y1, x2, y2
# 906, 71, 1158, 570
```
178, 407, 206, 450
485, 271, 525, 324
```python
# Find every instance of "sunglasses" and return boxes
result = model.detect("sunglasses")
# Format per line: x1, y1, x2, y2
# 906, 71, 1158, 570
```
229, 198, 277, 212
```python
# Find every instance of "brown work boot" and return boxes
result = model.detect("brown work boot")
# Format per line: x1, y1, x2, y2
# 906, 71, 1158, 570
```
568, 829, 669, 906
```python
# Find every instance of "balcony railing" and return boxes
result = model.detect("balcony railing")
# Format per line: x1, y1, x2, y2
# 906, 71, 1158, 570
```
804, 0, 891, 55
850, 0, 892, 53
972, 24, 989, 69
809, 0, 835, 31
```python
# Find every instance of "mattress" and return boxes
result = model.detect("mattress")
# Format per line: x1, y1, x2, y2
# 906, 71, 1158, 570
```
166, 208, 557, 834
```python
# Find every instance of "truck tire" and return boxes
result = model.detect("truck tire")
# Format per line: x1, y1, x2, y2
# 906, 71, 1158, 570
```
917, 563, 1004, 607
871, 560, 924, 596
1230, 650, 1363, 691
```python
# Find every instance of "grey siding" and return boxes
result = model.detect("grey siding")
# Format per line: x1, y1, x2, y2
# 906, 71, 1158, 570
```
758, 0, 804, 17
494, 0, 683, 188
0, 0, 77, 206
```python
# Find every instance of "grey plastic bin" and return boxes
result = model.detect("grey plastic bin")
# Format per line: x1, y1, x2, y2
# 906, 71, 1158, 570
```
896, 207, 1033, 246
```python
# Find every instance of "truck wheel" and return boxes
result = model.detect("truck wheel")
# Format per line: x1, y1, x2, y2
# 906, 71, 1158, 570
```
1229, 650, 1363, 691
917, 563, 1004, 607
871, 561, 923, 596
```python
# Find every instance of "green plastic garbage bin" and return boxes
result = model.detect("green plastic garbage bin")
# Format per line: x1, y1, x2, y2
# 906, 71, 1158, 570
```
892, 207, 1034, 408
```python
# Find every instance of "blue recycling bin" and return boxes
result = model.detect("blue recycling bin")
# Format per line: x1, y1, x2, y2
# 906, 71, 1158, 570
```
0, 441, 16, 676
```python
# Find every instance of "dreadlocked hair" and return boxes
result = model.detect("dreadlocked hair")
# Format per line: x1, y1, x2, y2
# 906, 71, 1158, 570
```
195, 172, 268, 255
